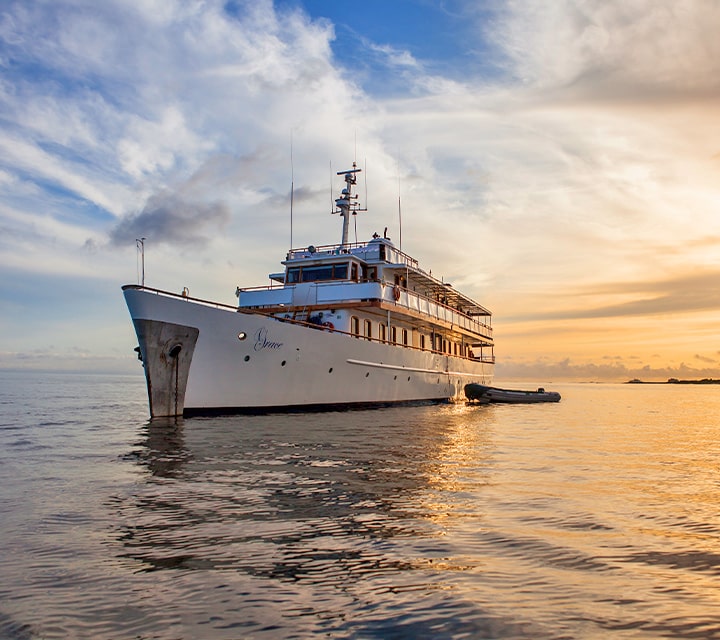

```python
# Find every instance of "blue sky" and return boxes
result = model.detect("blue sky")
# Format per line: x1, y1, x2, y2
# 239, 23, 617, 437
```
273, 0, 502, 89
2, 0, 720, 381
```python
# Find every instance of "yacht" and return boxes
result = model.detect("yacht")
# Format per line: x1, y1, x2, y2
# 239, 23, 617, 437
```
123, 163, 494, 417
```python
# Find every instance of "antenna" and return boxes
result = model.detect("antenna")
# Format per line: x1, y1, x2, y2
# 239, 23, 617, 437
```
364, 158, 368, 213
135, 237, 146, 287
398, 195, 402, 252
290, 133, 294, 250
397, 158, 402, 251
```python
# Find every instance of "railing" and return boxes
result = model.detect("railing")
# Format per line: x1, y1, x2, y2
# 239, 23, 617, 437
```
238, 286, 293, 307
122, 284, 238, 311
237, 280, 492, 341
392, 284, 493, 341
123, 285, 495, 364
286, 240, 420, 270
275, 315, 495, 365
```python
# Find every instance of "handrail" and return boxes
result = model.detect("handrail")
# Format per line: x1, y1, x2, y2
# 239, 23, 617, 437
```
238, 279, 492, 335
122, 284, 239, 311
392, 284, 493, 334
123, 284, 494, 364
272, 315, 495, 364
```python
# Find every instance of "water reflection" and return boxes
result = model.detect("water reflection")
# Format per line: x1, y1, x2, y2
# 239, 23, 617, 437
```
126, 417, 191, 478
113, 405, 566, 637
109, 388, 720, 638
117, 406, 500, 585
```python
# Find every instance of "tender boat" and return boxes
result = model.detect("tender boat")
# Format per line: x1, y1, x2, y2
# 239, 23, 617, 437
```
123, 163, 495, 417
464, 383, 561, 404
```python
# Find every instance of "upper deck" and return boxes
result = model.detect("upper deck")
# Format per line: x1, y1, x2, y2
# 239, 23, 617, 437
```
237, 237, 493, 344
282, 238, 491, 318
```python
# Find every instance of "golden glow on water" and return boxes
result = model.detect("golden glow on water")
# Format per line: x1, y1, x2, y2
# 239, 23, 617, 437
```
3, 374, 720, 638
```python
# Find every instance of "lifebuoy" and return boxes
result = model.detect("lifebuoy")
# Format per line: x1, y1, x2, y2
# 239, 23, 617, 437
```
393, 286, 401, 301
322, 321, 335, 331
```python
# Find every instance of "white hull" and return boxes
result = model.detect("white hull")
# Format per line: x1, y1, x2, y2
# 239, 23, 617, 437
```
124, 287, 493, 415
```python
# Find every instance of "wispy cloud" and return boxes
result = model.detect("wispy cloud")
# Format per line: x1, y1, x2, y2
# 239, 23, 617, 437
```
496, 357, 720, 383
506, 270, 720, 321
487, 0, 720, 96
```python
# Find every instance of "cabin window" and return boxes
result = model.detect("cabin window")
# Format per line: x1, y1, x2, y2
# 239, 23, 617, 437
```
351, 263, 359, 281
420, 335, 425, 350
391, 326, 397, 344
402, 329, 408, 346
351, 316, 360, 337
364, 319, 372, 341
287, 263, 349, 283
379, 324, 387, 343
301, 265, 333, 282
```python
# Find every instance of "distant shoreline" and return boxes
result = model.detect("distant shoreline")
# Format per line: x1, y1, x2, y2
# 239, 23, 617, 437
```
626, 378, 720, 385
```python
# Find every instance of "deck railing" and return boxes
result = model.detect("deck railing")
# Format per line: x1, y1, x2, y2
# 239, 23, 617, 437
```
123, 285, 495, 364
238, 280, 493, 341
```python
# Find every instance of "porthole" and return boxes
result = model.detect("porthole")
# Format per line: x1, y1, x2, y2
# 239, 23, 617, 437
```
394, 375, 397, 380
407, 376, 411, 382
238, 332, 247, 340
244, 355, 250, 362
365, 372, 370, 378
281, 360, 287, 366
328, 367, 333, 373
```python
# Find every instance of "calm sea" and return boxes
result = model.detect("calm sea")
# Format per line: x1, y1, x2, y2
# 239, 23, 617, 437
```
2, 371, 720, 639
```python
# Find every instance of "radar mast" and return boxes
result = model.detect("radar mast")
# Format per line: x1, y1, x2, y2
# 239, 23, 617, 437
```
333, 162, 363, 247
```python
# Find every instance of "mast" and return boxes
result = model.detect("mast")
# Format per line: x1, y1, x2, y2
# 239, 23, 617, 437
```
334, 162, 363, 247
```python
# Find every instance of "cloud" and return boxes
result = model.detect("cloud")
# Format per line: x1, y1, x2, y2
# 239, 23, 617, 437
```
486, 0, 720, 97
108, 192, 230, 248
510, 270, 720, 322
366, 42, 420, 69
496, 357, 720, 383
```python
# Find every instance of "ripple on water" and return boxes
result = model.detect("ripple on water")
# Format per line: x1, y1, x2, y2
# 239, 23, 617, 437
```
5, 380, 720, 638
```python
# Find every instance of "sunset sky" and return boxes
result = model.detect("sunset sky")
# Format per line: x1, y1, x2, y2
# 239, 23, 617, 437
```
1, 0, 719, 381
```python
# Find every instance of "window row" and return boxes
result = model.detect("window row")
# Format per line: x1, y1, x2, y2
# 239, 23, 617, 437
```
286, 262, 379, 284
349, 316, 471, 356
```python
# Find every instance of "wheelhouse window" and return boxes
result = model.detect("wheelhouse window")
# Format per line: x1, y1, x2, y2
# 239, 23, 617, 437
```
301, 265, 333, 282
286, 263, 349, 284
